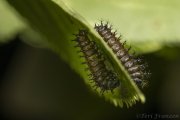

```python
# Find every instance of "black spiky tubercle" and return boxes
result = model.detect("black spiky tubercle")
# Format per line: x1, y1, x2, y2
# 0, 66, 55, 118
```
95, 22, 150, 87
74, 29, 120, 92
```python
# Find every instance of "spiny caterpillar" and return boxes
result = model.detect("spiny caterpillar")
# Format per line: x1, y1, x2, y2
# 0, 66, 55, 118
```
73, 30, 120, 92
95, 21, 150, 87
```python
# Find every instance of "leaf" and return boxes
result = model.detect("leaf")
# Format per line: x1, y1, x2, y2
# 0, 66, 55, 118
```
0, 0, 26, 42
7, 0, 145, 107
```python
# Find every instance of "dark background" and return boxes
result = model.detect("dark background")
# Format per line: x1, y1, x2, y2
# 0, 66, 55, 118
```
0, 35, 180, 120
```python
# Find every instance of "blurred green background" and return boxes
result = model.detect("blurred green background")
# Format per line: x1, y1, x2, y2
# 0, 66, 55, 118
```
0, 0, 180, 119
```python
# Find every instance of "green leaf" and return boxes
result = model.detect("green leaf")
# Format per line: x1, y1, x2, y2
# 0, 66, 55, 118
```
59, 0, 180, 54
0, 0, 26, 42
7, 0, 145, 107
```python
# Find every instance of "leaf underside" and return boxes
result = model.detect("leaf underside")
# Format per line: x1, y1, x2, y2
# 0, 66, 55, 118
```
7, 0, 146, 107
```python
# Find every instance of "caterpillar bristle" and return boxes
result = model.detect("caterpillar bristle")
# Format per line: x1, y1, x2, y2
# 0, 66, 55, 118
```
74, 29, 120, 91
95, 22, 150, 88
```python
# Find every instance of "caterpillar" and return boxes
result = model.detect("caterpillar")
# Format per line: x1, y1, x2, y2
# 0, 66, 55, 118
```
94, 22, 150, 87
73, 29, 120, 92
